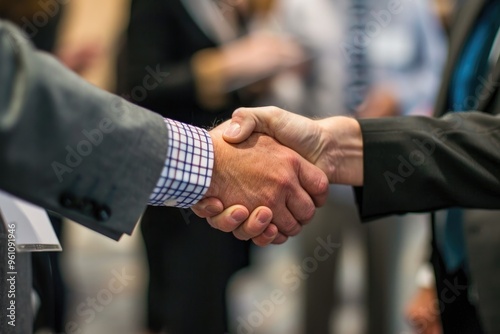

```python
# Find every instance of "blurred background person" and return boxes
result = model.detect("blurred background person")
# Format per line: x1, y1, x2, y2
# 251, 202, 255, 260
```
120, 0, 306, 333
405, 1, 500, 333
296, 0, 446, 333
0, 1, 457, 334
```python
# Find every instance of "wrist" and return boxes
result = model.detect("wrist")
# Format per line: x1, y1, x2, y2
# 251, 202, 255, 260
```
319, 117, 364, 185
206, 125, 234, 199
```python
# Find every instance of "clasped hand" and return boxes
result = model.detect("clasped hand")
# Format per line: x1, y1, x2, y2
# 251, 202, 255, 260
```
193, 106, 364, 246
200, 120, 328, 245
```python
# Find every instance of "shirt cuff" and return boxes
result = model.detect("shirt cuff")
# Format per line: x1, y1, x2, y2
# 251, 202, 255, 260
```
148, 119, 214, 208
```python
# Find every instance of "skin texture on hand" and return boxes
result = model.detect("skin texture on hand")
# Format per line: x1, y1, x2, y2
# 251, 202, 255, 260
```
224, 106, 364, 185
200, 121, 329, 244
193, 107, 363, 245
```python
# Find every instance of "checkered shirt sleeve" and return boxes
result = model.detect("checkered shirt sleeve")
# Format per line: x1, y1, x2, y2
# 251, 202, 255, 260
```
148, 119, 214, 208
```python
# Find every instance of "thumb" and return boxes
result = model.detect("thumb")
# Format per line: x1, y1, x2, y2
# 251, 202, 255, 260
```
223, 106, 285, 144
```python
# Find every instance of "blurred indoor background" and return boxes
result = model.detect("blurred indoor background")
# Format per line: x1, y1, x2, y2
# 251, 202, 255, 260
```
0, 0, 460, 333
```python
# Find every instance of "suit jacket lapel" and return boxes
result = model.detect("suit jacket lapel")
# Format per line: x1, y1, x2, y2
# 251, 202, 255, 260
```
434, 0, 487, 117
477, 46, 500, 111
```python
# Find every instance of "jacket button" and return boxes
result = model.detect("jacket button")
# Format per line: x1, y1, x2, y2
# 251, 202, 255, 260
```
81, 198, 97, 216
95, 205, 111, 222
60, 192, 76, 208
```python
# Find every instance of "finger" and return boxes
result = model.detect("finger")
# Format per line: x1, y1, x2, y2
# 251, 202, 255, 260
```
251, 224, 279, 247
271, 207, 302, 237
206, 205, 250, 232
297, 157, 329, 207
232, 207, 273, 240
285, 157, 324, 223
272, 233, 288, 244
285, 186, 316, 224
191, 197, 224, 218
223, 106, 286, 143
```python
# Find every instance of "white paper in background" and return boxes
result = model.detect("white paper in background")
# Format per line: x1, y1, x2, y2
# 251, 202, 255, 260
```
0, 190, 62, 252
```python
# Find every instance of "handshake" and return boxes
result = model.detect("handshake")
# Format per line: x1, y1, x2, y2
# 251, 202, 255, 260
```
191, 107, 365, 246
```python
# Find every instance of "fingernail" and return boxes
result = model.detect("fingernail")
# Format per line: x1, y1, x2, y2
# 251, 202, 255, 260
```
257, 210, 272, 224
224, 122, 241, 137
205, 205, 221, 215
231, 209, 247, 223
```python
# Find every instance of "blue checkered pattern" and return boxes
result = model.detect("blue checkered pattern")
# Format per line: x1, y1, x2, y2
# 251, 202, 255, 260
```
148, 119, 214, 208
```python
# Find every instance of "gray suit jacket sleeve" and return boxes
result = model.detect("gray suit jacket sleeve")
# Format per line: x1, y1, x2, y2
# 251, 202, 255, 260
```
355, 110, 500, 221
0, 21, 168, 240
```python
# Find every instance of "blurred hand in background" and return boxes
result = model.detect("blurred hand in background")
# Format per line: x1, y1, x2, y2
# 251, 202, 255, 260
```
406, 286, 443, 334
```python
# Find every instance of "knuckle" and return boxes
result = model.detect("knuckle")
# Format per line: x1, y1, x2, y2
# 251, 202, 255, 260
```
285, 152, 299, 165
301, 204, 316, 222
263, 191, 279, 209
316, 175, 329, 195
268, 106, 284, 118
275, 172, 293, 191
281, 220, 301, 236
232, 107, 247, 119
277, 177, 289, 189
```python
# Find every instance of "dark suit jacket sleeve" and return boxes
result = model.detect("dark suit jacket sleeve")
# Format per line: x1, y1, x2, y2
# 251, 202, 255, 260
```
0, 21, 168, 240
355, 111, 500, 221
